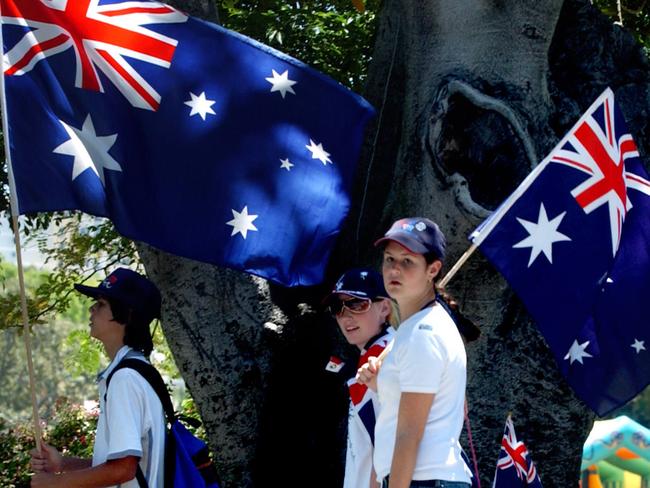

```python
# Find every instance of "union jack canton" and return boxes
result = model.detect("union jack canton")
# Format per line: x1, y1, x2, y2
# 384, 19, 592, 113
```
492, 416, 543, 488
471, 89, 650, 415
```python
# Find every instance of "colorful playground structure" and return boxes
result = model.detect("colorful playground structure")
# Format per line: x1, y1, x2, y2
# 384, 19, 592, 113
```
581, 416, 650, 488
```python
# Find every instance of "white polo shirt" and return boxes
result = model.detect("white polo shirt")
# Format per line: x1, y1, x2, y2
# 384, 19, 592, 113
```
374, 304, 471, 483
94, 346, 166, 488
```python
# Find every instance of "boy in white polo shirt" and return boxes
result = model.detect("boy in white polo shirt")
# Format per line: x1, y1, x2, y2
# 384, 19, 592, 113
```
30, 268, 166, 488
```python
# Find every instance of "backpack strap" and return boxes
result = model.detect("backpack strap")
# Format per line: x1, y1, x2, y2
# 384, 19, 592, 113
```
105, 358, 176, 488
105, 358, 175, 422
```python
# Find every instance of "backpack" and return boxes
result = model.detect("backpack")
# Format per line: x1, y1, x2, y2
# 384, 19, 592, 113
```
106, 358, 221, 488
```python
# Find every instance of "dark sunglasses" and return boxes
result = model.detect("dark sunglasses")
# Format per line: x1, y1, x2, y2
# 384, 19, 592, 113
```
328, 297, 373, 317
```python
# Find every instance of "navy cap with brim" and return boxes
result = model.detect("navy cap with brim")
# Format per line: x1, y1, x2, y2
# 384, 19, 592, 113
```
322, 289, 373, 305
374, 217, 446, 261
322, 268, 388, 305
74, 268, 161, 320
74, 283, 105, 300
373, 234, 429, 254
75, 282, 153, 317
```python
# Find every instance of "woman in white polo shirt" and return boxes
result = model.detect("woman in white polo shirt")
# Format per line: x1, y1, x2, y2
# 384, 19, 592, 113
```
358, 217, 472, 488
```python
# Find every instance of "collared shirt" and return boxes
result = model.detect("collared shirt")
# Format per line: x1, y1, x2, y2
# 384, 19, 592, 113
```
94, 346, 166, 488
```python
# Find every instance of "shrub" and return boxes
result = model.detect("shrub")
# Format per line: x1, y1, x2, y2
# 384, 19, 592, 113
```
0, 418, 34, 488
0, 398, 97, 487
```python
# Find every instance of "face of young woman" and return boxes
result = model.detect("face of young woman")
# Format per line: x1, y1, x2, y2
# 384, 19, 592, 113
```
335, 294, 388, 349
382, 241, 439, 302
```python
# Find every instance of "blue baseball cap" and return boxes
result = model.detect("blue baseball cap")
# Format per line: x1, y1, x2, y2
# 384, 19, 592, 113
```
74, 268, 162, 320
374, 217, 446, 260
323, 268, 388, 304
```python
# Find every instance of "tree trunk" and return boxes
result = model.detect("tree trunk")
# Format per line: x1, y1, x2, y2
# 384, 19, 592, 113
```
139, 1, 650, 486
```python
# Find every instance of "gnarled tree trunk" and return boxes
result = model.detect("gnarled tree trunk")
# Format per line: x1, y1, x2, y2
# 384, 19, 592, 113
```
140, 1, 650, 486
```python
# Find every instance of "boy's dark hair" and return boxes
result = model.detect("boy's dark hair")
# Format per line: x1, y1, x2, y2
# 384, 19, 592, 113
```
108, 297, 154, 356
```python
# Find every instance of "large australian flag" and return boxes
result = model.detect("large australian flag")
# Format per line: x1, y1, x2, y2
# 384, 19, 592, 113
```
1, 0, 375, 286
471, 88, 650, 416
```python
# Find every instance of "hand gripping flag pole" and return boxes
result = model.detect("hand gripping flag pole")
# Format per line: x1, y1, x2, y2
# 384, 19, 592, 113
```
0, 8, 43, 451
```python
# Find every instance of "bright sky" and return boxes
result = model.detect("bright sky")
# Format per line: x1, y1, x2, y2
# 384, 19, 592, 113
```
0, 218, 49, 268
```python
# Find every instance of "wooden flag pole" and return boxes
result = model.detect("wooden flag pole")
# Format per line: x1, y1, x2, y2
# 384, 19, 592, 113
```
0, 10, 42, 451
438, 243, 479, 289
10, 214, 43, 452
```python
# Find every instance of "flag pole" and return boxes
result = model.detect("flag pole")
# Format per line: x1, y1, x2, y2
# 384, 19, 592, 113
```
0, 15, 43, 451
9, 214, 43, 451
438, 243, 478, 289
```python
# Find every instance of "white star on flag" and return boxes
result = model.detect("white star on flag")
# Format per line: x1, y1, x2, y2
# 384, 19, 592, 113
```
53, 115, 122, 185
306, 139, 332, 165
184, 92, 216, 120
513, 203, 571, 267
631, 338, 646, 353
564, 339, 593, 365
280, 158, 294, 171
265, 69, 297, 98
226, 206, 258, 239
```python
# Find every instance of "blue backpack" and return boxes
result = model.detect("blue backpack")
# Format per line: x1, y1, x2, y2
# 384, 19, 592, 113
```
106, 358, 221, 488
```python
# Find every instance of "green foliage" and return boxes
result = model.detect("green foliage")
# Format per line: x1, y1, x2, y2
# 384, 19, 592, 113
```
0, 216, 136, 332
0, 320, 97, 421
0, 259, 185, 421
0, 391, 206, 488
62, 329, 103, 377
594, 0, 650, 52
0, 399, 97, 488
46, 398, 97, 459
0, 418, 33, 488
217, 0, 379, 92
178, 396, 208, 441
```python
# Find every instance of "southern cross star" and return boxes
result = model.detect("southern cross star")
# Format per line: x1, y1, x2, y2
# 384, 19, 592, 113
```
564, 340, 593, 365
280, 158, 294, 171
631, 338, 646, 354
513, 203, 571, 267
306, 139, 332, 165
184, 92, 216, 120
226, 206, 258, 239
53, 114, 122, 185
265, 69, 297, 98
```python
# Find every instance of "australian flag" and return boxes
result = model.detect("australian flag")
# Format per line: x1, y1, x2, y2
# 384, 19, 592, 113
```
1, 0, 374, 286
492, 416, 543, 487
471, 88, 650, 415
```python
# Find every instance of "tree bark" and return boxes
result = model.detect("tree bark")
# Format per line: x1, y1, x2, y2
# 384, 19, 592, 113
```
138, 1, 650, 486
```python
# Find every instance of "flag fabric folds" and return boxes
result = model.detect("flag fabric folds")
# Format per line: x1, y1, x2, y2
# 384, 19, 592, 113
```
471, 88, 650, 415
492, 416, 543, 487
347, 338, 392, 447
1, 0, 375, 287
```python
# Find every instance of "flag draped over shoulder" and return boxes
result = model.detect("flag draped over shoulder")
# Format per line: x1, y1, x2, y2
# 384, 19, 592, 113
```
492, 416, 543, 488
471, 88, 650, 415
1, 0, 375, 287
347, 336, 392, 446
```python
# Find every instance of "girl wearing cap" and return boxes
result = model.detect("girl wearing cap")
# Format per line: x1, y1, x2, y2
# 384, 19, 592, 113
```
324, 268, 396, 488
358, 218, 472, 488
